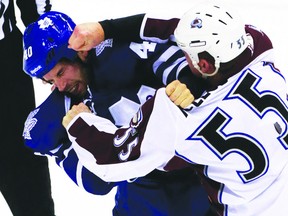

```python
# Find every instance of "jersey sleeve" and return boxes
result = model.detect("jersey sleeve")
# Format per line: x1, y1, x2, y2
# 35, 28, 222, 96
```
100, 13, 179, 43
100, 14, 145, 42
65, 88, 185, 182
148, 43, 207, 98
22, 89, 116, 195
139, 14, 179, 43
131, 39, 205, 99
23, 89, 68, 154
54, 142, 116, 195
16, 0, 52, 26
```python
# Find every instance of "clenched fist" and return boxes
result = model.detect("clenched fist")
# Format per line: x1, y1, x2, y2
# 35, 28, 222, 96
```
165, 80, 194, 108
68, 22, 104, 51
62, 103, 91, 128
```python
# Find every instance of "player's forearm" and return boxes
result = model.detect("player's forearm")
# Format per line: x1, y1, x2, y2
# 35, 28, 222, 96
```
55, 151, 116, 195
99, 13, 180, 43
99, 14, 145, 42
65, 89, 179, 182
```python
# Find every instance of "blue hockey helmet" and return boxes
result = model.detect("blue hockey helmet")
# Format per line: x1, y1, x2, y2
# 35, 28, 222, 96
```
23, 11, 77, 78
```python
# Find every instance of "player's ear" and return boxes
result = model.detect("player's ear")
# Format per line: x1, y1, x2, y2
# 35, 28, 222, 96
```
198, 59, 215, 74
77, 51, 89, 62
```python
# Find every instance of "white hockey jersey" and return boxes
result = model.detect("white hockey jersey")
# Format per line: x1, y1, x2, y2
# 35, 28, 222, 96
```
66, 47, 288, 215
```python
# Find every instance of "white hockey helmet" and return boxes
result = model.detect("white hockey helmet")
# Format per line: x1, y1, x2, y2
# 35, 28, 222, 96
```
174, 3, 248, 76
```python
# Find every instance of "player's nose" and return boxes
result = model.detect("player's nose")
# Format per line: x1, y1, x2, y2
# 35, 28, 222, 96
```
54, 79, 66, 92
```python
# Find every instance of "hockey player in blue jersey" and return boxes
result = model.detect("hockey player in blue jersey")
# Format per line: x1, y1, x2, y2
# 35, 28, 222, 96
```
22, 11, 212, 216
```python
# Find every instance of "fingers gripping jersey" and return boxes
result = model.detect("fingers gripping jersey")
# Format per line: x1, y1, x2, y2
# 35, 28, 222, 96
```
66, 49, 288, 215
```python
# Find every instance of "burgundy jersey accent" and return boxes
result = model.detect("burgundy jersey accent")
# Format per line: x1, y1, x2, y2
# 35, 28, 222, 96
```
68, 96, 156, 164
144, 18, 179, 40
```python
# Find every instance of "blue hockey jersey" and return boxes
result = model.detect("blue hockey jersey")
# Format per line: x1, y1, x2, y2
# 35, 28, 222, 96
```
23, 39, 210, 215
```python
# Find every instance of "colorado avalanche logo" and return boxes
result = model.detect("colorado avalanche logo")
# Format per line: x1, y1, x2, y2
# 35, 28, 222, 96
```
190, 18, 202, 28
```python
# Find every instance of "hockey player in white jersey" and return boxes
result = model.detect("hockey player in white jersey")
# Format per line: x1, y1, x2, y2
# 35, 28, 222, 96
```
63, 2, 288, 216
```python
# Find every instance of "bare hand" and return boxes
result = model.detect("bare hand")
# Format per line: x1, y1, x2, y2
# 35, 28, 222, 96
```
62, 103, 91, 128
165, 80, 194, 108
68, 22, 105, 51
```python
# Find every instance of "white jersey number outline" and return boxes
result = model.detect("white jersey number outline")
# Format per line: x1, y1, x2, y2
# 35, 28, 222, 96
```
187, 65, 288, 183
